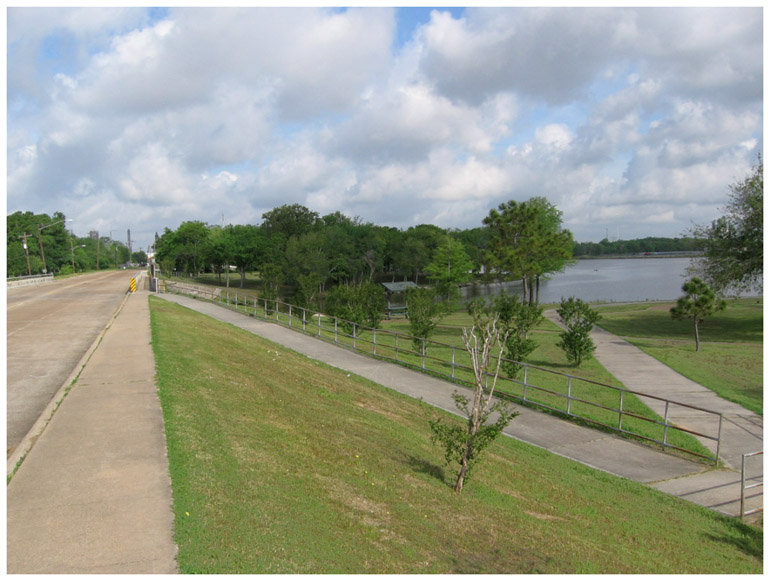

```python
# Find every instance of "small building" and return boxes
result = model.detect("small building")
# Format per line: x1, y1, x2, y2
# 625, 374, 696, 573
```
381, 281, 419, 319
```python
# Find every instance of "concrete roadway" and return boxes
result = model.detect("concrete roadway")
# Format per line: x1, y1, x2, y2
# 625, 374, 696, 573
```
6, 270, 142, 458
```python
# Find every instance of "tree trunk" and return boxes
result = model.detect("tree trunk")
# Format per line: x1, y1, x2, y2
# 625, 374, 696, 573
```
454, 436, 475, 493
694, 318, 701, 352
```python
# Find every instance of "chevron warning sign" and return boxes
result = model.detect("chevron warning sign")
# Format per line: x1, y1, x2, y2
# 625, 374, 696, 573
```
130, 278, 137, 293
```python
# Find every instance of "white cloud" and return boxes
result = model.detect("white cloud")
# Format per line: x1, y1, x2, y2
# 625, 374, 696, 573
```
6, 7, 762, 245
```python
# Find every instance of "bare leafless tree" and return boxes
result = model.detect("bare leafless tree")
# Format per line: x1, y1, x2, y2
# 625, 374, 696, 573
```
429, 316, 519, 493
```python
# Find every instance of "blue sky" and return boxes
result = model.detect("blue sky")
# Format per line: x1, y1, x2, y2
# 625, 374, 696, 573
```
6, 6, 763, 252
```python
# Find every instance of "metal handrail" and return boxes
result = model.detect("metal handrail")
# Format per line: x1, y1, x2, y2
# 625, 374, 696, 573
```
741, 451, 763, 520
163, 282, 725, 463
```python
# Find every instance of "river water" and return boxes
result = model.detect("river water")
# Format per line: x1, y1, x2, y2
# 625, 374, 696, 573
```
461, 257, 701, 304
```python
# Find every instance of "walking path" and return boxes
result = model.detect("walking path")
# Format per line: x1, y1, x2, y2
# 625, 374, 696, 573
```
6, 291, 178, 574
159, 293, 762, 518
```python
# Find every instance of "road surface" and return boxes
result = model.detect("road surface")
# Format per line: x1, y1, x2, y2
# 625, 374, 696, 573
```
7, 270, 142, 457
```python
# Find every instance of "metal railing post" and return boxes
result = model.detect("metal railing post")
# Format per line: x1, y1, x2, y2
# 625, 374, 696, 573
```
334, 318, 338, 344
451, 347, 456, 379
566, 377, 573, 415
662, 401, 670, 447
523, 366, 528, 401
618, 390, 625, 431
715, 414, 723, 465
421, 340, 426, 369
353, 324, 357, 350
741, 453, 747, 518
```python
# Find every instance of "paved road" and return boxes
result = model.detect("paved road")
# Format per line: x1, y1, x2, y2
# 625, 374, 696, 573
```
6, 271, 141, 457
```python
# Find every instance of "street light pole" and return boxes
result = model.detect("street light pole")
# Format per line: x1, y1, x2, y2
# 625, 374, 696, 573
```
19, 233, 33, 276
70, 239, 86, 273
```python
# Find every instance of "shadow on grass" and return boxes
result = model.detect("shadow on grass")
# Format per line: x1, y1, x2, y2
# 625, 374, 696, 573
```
705, 517, 763, 559
405, 455, 447, 485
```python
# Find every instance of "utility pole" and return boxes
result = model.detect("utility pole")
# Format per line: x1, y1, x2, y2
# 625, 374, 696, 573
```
36, 224, 48, 273
96, 232, 100, 270
19, 233, 32, 276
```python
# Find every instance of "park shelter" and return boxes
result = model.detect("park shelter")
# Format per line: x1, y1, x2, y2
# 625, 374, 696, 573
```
381, 281, 419, 318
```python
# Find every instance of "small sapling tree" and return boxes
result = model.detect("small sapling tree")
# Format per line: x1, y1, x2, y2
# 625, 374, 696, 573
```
556, 297, 601, 366
670, 277, 727, 352
468, 293, 543, 378
406, 286, 445, 355
428, 315, 519, 493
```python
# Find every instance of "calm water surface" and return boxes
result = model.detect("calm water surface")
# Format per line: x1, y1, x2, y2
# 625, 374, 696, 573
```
462, 257, 698, 304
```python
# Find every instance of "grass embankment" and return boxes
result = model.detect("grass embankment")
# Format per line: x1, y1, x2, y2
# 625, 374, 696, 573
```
149, 297, 761, 574
165, 280, 715, 459
595, 299, 763, 415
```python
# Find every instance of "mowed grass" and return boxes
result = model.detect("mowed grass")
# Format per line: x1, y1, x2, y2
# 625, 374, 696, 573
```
595, 299, 763, 415
184, 289, 715, 459
149, 297, 761, 574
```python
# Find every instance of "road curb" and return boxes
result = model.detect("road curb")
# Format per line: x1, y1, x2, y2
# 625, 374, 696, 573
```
6, 288, 134, 479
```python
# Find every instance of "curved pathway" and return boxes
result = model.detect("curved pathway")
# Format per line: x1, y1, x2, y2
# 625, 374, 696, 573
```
544, 309, 763, 517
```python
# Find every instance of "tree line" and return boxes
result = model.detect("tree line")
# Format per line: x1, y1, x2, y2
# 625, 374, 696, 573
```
153, 197, 575, 307
573, 236, 705, 257
6, 211, 148, 277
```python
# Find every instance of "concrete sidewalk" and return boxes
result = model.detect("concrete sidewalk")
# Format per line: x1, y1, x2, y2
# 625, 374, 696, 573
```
7, 291, 177, 574
157, 293, 762, 518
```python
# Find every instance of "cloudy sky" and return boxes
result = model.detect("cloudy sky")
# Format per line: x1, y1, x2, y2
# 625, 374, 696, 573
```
6, 5, 763, 251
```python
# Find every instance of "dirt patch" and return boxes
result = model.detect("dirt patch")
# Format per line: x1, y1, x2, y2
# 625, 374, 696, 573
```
525, 511, 566, 521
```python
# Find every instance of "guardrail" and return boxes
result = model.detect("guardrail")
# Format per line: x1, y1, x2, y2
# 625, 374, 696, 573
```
741, 451, 763, 520
7, 274, 54, 289
163, 282, 724, 464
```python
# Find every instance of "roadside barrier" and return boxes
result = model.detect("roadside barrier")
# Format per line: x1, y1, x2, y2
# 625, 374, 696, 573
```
7, 274, 54, 289
163, 281, 725, 465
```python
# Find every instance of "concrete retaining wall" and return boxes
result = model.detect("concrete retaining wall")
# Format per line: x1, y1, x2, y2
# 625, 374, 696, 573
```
7, 275, 54, 289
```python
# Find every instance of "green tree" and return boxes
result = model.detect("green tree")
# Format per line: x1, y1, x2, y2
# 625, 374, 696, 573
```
173, 221, 211, 275
470, 292, 543, 377
670, 277, 727, 352
132, 250, 148, 265
483, 197, 573, 304
326, 281, 386, 330
405, 287, 444, 355
424, 236, 473, 301
261, 204, 320, 249
556, 297, 601, 366
7, 211, 73, 275
692, 156, 763, 293
228, 224, 264, 288
427, 316, 518, 493
284, 231, 328, 308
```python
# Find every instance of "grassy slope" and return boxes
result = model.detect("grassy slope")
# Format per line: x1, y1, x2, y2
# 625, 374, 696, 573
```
149, 297, 761, 574
595, 299, 763, 415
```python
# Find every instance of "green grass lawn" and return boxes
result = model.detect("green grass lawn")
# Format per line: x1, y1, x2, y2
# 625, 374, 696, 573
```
595, 299, 763, 415
149, 297, 761, 574
170, 285, 716, 460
